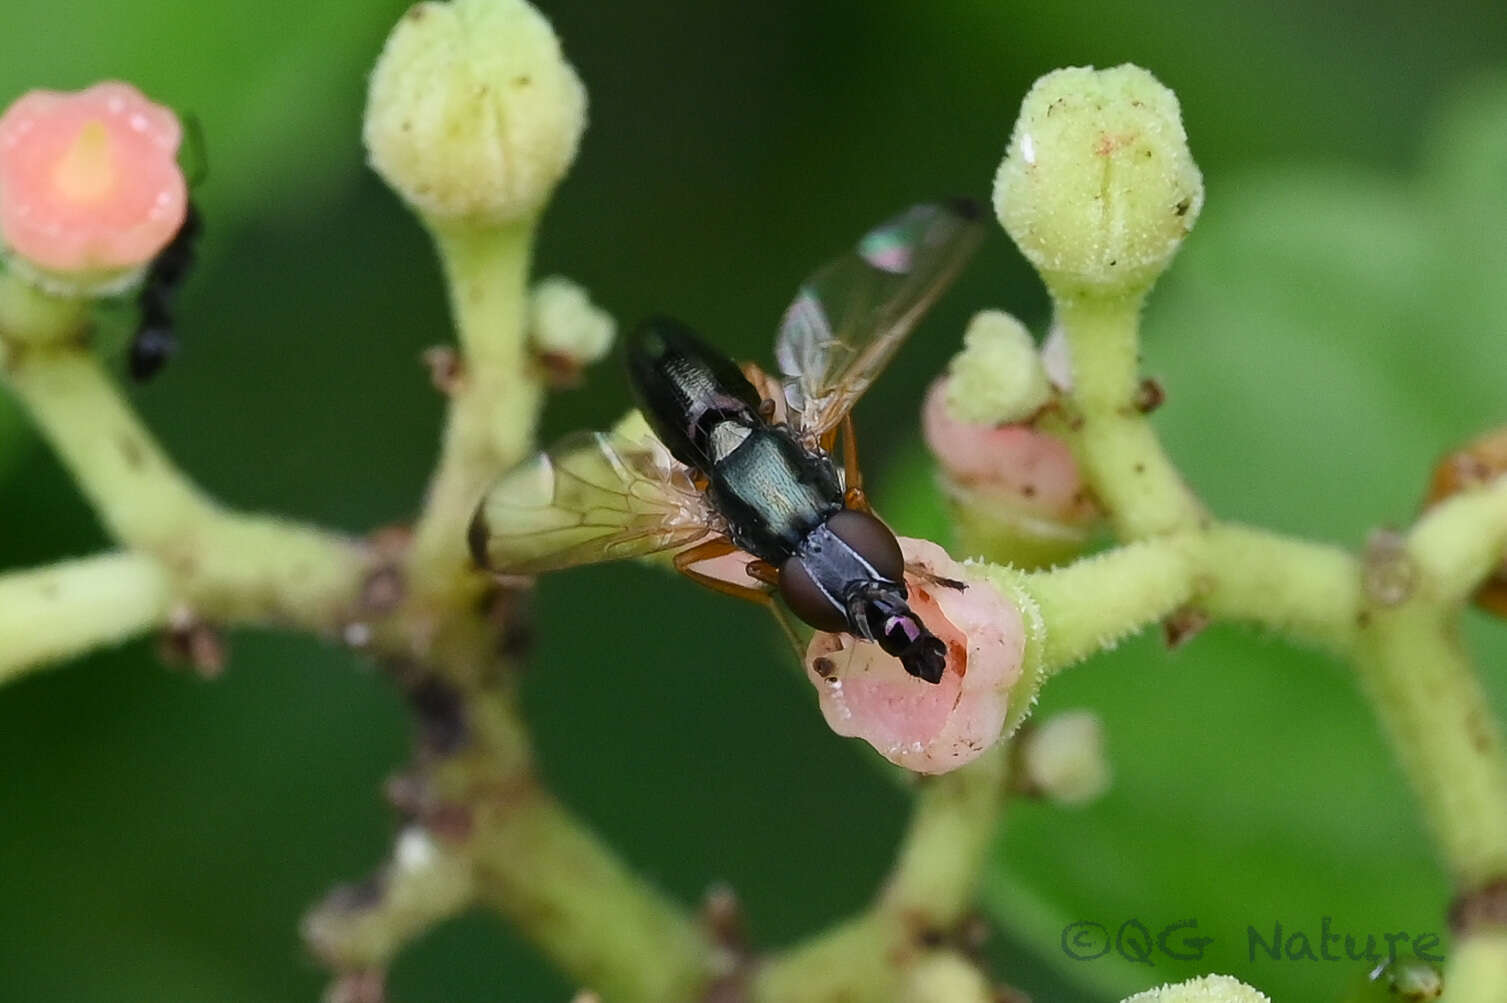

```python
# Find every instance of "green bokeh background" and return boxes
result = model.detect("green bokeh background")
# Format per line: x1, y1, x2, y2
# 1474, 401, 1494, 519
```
2, 2, 1507, 1000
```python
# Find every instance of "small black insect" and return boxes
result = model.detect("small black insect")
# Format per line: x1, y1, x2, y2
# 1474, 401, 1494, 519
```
129, 115, 206, 382
128, 201, 200, 381
470, 200, 983, 682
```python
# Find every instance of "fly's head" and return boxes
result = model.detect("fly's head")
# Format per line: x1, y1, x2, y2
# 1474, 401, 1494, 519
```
845, 580, 947, 684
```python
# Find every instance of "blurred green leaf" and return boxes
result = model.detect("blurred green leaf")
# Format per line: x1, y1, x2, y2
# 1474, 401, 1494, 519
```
978, 76, 1507, 1000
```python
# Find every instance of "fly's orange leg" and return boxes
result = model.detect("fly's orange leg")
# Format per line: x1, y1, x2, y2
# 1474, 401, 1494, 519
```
840, 414, 871, 512
740, 361, 786, 424
746, 559, 780, 586
673, 537, 770, 605
673, 540, 807, 660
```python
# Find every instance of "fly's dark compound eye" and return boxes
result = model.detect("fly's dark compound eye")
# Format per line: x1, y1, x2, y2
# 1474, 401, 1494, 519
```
825, 509, 903, 583
779, 556, 847, 632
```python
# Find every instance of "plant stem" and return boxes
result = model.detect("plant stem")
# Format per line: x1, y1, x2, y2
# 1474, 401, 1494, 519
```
1021, 535, 1199, 673
752, 746, 1009, 1001
408, 221, 542, 604
2, 344, 369, 632
472, 788, 715, 1002
1055, 295, 1203, 539
0, 553, 171, 685
1199, 523, 1361, 653
1444, 929, 1507, 1003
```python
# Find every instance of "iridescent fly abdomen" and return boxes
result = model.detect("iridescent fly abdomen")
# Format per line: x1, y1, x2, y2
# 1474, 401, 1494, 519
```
626, 317, 842, 564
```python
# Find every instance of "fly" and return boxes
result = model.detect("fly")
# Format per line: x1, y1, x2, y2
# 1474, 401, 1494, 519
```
469, 200, 984, 682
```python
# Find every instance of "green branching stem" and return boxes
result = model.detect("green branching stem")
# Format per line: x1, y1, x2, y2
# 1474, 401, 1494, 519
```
0, 281, 370, 633
752, 745, 1010, 1002
1446, 929, 1507, 1003
0, 552, 171, 686
1054, 295, 1204, 539
0, 267, 722, 999
407, 220, 542, 604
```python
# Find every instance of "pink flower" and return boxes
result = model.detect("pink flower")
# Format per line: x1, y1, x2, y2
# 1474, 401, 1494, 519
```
804, 538, 1027, 774
0, 81, 186, 275
921, 377, 1094, 523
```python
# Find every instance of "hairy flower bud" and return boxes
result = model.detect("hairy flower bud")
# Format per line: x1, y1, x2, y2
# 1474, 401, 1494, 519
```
363, 0, 586, 225
945, 310, 1051, 426
900, 952, 994, 1003
529, 275, 615, 368
1121, 975, 1270, 1003
994, 65, 1203, 301
1020, 709, 1111, 805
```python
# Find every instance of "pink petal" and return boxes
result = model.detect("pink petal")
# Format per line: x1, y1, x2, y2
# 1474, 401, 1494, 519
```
0, 81, 187, 273
805, 538, 1026, 774
922, 377, 1094, 523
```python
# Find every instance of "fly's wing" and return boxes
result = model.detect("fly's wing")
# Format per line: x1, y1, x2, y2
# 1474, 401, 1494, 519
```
469, 427, 719, 575
774, 200, 985, 443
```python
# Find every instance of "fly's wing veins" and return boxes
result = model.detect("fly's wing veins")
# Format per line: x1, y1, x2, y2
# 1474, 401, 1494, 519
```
469, 427, 719, 575
774, 199, 985, 445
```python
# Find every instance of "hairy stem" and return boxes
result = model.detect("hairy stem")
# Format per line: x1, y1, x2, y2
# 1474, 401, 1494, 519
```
1356, 481, 1507, 885
2, 343, 370, 632
1198, 523, 1361, 653
1022, 534, 1199, 673
408, 221, 542, 604
1055, 295, 1203, 539
1445, 929, 1507, 1003
752, 746, 1009, 1001
0, 552, 171, 685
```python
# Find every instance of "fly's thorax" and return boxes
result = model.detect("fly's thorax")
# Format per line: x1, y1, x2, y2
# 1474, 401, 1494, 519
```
625, 316, 763, 473
709, 425, 842, 562
777, 511, 904, 631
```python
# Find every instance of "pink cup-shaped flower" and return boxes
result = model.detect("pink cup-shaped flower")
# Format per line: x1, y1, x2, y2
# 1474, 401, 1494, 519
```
0, 82, 186, 277
922, 377, 1101, 568
922, 377, 1093, 520
804, 537, 1029, 774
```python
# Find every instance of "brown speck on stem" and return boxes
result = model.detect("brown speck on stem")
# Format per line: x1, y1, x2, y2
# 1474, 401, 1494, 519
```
1162, 604, 1209, 650
1449, 876, 1507, 934
537, 349, 586, 389
160, 607, 227, 678
700, 882, 747, 951
1133, 377, 1165, 414
116, 433, 144, 470
422, 345, 464, 395
1362, 529, 1417, 607
326, 969, 387, 1003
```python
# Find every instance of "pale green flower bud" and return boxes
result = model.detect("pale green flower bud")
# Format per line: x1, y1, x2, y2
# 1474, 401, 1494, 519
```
529, 275, 615, 367
1020, 709, 1111, 805
945, 310, 1051, 426
993, 65, 1203, 301
363, 0, 586, 225
900, 951, 994, 1003
1121, 974, 1271, 1003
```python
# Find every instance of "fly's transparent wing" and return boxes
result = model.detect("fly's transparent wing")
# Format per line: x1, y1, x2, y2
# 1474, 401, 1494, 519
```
774, 200, 985, 441
469, 428, 718, 575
